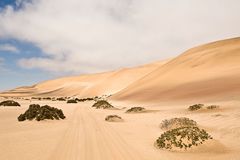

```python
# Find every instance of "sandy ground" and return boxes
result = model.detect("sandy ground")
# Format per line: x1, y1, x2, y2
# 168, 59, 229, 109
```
0, 99, 240, 160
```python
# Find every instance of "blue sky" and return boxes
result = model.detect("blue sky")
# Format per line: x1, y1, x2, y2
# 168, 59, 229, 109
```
0, 0, 15, 8
0, 38, 54, 91
0, 0, 239, 91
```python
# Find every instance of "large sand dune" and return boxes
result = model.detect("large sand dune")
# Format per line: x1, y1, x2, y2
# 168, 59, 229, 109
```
1, 38, 240, 104
112, 37, 240, 103
0, 61, 167, 98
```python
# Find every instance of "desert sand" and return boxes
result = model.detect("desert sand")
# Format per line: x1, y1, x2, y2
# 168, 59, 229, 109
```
0, 100, 240, 160
112, 37, 240, 104
0, 37, 240, 160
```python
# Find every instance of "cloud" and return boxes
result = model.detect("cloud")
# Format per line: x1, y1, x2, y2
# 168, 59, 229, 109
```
0, 44, 19, 53
0, 0, 240, 74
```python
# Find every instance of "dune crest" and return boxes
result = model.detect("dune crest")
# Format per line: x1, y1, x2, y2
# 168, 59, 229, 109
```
112, 37, 240, 103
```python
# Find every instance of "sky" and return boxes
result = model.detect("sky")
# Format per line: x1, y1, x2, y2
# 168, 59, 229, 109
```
0, 0, 240, 91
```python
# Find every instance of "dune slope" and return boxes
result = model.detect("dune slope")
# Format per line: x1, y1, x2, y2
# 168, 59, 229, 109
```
112, 37, 240, 103
0, 61, 167, 97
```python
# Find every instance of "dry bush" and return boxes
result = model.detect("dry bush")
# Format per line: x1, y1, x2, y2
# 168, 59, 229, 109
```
56, 97, 66, 101
105, 115, 123, 122
67, 99, 78, 103
92, 100, 114, 109
126, 107, 146, 113
18, 104, 65, 121
156, 126, 212, 150
0, 100, 20, 107
188, 104, 204, 111
160, 117, 197, 130
206, 105, 219, 110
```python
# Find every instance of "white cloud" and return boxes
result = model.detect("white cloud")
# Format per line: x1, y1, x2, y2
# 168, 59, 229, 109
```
0, 44, 19, 53
0, 0, 239, 74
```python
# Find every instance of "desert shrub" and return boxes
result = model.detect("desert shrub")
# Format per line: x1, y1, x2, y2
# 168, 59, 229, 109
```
156, 126, 212, 150
160, 117, 197, 130
126, 107, 146, 113
76, 97, 94, 102
206, 105, 219, 110
67, 99, 78, 103
92, 100, 114, 109
43, 97, 51, 100
188, 104, 204, 111
56, 97, 66, 101
18, 114, 26, 121
105, 115, 123, 122
31, 97, 42, 100
17, 104, 65, 121
0, 100, 20, 107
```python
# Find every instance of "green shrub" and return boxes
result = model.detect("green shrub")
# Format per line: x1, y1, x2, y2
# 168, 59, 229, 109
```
67, 99, 78, 103
188, 104, 204, 111
18, 104, 65, 121
105, 115, 123, 122
160, 117, 197, 130
206, 105, 219, 110
156, 126, 212, 150
126, 107, 145, 113
92, 100, 114, 109
0, 100, 20, 106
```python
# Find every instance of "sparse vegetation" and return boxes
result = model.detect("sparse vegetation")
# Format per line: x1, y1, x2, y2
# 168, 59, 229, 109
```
93, 95, 112, 102
206, 105, 219, 110
42, 97, 51, 100
18, 104, 65, 121
75, 97, 94, 102
92, 100, 114, 109
156, 126, 212, 150
126, 107, 146, 113
31, 97, 42, 100
67, 99, 78, 103
56, 97, 66, 101
188, 104, 204, 111
105, 115, 123, 122
0, 100, 20, 107
160, 117, 197, 130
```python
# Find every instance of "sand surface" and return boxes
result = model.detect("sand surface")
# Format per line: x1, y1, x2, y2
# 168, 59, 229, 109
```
112, 37, 240, 103
0, 99, 240, 160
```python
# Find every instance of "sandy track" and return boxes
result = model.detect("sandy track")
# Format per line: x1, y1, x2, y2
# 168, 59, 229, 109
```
50, 106, 145, 160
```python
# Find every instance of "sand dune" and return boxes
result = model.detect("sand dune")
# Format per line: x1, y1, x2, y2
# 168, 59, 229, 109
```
2, 38, 240, 104
0, 60, 167, 98
112, 37, 240, 103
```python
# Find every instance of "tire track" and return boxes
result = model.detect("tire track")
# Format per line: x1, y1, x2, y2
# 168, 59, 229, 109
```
49, 106, 147, 160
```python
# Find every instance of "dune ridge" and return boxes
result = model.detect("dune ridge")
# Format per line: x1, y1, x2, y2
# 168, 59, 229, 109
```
112, 37, 240, 103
